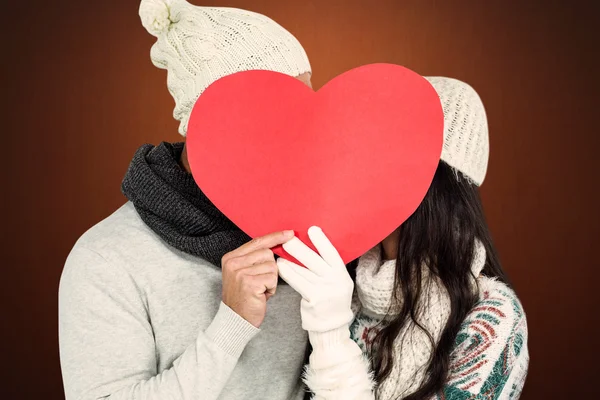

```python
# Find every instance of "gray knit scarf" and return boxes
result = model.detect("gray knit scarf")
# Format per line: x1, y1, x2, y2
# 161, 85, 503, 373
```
121, 141, 251, 267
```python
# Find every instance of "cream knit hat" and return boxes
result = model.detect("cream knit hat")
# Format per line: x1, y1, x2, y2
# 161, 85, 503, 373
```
425, 77, 489, 186
139, 0, 312, 136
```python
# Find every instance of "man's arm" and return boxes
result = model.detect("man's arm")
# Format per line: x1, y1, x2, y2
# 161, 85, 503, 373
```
58, 245, 259, 400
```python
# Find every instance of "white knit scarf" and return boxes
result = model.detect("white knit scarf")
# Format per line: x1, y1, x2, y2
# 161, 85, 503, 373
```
351, 240, 487, 399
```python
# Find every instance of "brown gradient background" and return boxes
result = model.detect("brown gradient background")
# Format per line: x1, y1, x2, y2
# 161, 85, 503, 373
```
2, 0, 598, 399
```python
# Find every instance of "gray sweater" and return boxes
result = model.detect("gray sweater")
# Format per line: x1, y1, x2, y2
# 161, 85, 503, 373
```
58, 202, 308, 400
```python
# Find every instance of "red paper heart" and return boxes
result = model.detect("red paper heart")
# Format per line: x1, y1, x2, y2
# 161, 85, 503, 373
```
187, 63, 443, 264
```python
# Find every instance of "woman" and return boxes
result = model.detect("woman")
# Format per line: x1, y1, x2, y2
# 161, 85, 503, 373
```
278, 77, 529, 399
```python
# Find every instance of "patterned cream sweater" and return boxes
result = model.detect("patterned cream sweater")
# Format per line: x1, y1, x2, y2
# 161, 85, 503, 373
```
305, 241, 529, 399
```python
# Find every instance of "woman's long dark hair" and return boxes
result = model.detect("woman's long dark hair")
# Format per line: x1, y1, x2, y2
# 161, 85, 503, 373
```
348, 160, 509, 399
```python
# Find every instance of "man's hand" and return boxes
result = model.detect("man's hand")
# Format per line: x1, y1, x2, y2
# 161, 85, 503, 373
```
221, 230, 294, 328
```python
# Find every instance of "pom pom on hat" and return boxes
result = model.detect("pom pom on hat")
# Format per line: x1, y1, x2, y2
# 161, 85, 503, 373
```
139, 0, 184, 37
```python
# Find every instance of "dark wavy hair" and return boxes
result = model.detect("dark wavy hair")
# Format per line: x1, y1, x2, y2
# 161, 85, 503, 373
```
347, 160, 509, 399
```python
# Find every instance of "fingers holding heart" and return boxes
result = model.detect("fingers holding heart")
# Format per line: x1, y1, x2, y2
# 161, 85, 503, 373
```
277, 257, 316, 300
306, 226, 345, 271
282, 236, 330, 275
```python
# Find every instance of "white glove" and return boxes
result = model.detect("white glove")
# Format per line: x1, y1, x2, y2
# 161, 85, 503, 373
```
279, 227, 375, 399
277, 226, 355, 333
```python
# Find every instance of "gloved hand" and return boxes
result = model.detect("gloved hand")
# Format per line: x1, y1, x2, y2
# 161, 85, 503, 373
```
279, 227, 375, 399
277, 226, 355, 333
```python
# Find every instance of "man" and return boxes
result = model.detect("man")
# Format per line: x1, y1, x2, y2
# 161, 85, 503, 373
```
58, 1, 313, 399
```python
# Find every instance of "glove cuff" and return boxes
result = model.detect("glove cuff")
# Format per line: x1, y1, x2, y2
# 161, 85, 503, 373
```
308, 325, 363, 369
302, 307, 354, 332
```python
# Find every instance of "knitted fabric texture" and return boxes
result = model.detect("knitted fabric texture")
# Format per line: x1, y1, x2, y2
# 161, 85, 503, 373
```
139, 0, 312, 136
349, 243, 529, 399
121, 141, 251, 267
426, 77, 489, 185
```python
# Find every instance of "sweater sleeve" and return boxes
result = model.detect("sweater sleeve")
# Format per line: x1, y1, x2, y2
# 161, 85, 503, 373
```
436, 285, 529, 400
58, 245, 260, 400
302, 325, 375, 400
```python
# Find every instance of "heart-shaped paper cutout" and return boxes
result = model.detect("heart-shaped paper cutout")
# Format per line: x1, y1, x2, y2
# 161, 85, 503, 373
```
187, 63, 443, 264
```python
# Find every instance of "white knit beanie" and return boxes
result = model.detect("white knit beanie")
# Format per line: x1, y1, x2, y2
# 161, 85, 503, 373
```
425, 77, 489, 186
139, 0, 312, 136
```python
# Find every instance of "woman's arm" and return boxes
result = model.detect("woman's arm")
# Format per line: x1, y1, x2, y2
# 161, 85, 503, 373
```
277, 227, 376, 400
58, 245, 259, 400
436, 283, 529, 399
303, 325, 375, 400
